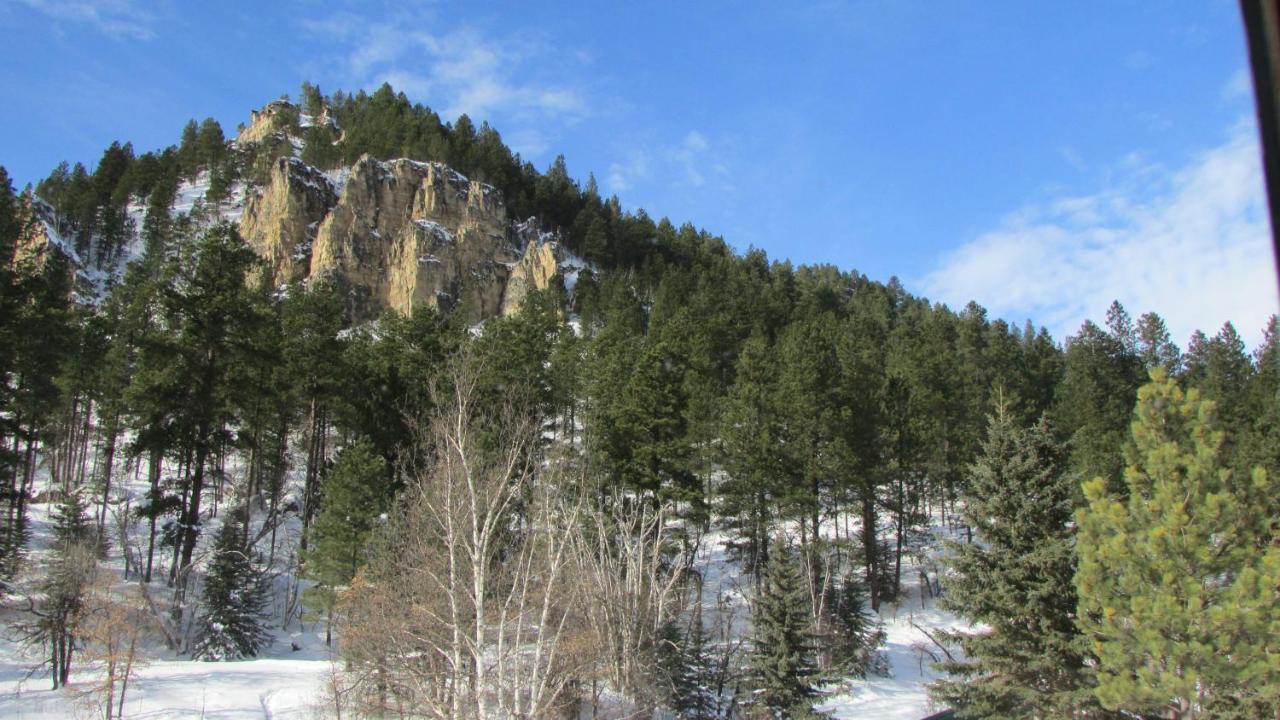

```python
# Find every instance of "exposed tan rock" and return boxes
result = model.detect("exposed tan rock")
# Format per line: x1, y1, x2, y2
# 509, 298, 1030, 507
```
500, 238, 563, 317
235, 98, 294, 145
9, 197, 80, 295
239, 157, 338, 285
310, 156, 518, 321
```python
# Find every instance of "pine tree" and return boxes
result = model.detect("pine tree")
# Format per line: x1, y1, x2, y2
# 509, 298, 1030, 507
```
1135, 311, 1181, 374
718, 333, 780, 574
931, 402, 1102, 718
30, 493, 98, 688
192, 511, 273, 661
1054, 319, 1143, 492
747, 540, 819, 719
160, 221, 262, 588
1075, 370, 1280, 718
303, 438, 388, 645
824, 573, 885, 679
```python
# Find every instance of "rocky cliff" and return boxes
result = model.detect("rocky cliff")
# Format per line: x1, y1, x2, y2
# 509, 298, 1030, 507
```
230, 96, 581, 322
239, 157, 338, 285
306, 156, 517, 321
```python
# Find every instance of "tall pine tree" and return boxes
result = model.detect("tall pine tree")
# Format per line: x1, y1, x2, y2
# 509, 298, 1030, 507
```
1076, 370, 1280, 719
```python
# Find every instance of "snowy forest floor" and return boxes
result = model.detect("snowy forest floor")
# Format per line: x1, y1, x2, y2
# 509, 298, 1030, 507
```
1, 473, 970, 719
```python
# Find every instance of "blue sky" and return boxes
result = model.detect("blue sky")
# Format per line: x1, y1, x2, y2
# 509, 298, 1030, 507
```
2, 0, 1277, 346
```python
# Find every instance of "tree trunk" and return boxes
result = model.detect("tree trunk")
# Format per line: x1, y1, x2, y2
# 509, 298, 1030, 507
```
76, 399, 93, 489
16, 436, 36, 526
861, 483, 878, 611
893, 475, 905, 599
301, 397, 319, 552
98, 416, 118, 534
178, 436, 210, 592
144, 448, 162, 584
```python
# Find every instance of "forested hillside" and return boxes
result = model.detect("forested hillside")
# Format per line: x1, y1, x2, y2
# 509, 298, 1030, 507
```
1, 84, 1277, 719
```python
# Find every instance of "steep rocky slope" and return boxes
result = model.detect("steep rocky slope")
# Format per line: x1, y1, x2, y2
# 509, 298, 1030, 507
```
22, 98, 578, 324
233, 101, 574, 321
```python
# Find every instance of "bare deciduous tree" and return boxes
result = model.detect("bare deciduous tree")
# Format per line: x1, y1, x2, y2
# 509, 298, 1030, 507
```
76, 578, 156, 720
336, 355, 584, 718
571, 489, 690, 710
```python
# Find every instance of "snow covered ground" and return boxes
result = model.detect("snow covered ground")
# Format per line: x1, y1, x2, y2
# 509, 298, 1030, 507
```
2, 508, 969, 719
2, 443, 968, 720
691, 515, 969, 720
816, 591, 964, 720
0, 654, 330, 719
0, 454, 334, 719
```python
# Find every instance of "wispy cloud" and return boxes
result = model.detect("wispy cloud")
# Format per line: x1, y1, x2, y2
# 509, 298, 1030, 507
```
606, 129, 730, 195
920, 118, 1279, 348
17, 0, 155, 40
301, 14, 587, 126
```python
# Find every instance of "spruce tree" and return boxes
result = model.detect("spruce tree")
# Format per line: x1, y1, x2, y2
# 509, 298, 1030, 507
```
747, 540, 819, 719
931, 402, 1101, 718
825, 572, 885, 679
656, 612, 716, 719
33, 492, 98, 688
1075, 370, 1280, 718
192, 511, 273, 661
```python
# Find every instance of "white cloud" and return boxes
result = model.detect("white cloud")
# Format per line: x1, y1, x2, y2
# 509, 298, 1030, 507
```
669, 131, 710, 187
920, 119, 1279, 349
607, 150, 651, 193
606, 129, 725, 195
18, 0, 154, 39
302, 16, 586, 126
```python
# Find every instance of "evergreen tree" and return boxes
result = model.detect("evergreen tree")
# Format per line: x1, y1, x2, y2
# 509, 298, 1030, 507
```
774, 316, 840, 551
177, 119, 200, 177
656, 612, 716, 719
160, 222, 263, 585
1054, 319, 1143, 491
1135, 311, 1181, 374
192, 511, 273, 661
747, 540, 819, 719
31, 492, 98, 688
303, 438, 388, 645
52, 489, 96, 552
1181, 322, 1255, 468
932, 403, 1102, 718
717, 333, 780, 574
824, 572, 885, 679
1075, 370, 1280, 718
1237, 316, 1280, 511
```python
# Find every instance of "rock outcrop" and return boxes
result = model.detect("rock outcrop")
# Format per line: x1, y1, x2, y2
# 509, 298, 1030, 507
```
221, 100, 584, 322
501, 237, 563, 317
309, 156, 518, 321
239, 157, 338, 285
235, 98, 294, 145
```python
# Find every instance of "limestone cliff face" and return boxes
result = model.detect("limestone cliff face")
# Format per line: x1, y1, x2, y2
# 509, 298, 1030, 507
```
309, 156, 518, 321
239, 157, 338, 284
223, 100, 579, 322
501, 237, 563, 317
